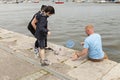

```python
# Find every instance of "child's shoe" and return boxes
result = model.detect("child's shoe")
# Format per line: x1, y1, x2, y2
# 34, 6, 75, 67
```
40, 59, 50, 66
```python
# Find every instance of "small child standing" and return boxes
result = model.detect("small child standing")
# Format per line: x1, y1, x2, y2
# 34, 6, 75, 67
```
31, 6, 55, 66
28, 5, 47, 35
28, 5, 47, 57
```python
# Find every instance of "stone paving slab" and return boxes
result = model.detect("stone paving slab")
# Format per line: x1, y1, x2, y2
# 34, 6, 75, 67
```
19, 70, 48, 80
67, 60, 117, 80
0, 47, 61, 80
64, 56, 88, 68
37, 74, 61, 80
0, 49, 42, 80
101, 64, 120, 80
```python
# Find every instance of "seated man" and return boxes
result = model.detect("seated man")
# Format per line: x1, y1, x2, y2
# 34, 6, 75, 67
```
72, 24, 108, 62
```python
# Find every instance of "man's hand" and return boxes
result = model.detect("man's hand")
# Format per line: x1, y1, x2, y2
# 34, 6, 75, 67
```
71, 51, 81, 61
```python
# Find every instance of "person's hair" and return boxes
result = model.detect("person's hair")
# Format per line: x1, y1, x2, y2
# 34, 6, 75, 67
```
85, 24, 94, 30
41, 5, 47, 11
44, 6, 55, 14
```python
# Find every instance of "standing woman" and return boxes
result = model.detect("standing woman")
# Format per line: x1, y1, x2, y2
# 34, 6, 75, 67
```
31, 6, 55, 66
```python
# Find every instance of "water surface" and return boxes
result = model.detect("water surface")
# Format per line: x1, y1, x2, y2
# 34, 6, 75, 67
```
0, 2, 120, 62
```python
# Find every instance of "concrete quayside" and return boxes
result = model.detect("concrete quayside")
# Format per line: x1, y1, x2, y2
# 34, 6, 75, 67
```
0, 27, 120, 80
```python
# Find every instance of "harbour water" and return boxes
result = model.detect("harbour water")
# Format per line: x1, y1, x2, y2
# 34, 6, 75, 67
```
0, 1, 120, 62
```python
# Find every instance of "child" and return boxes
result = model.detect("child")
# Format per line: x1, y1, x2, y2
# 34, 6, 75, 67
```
28, 5, 48, 57
31, 6, 55, 66
28, 5, 47, 35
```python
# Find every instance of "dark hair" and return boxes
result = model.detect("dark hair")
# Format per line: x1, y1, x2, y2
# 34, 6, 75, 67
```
41, 5, 47, 11
44, 6, 55, 14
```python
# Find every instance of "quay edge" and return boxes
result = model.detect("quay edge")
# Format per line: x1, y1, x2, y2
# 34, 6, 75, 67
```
0, 28, 120, 80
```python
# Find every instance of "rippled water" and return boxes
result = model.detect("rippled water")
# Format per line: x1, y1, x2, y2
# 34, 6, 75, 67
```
0, 2, 120, 62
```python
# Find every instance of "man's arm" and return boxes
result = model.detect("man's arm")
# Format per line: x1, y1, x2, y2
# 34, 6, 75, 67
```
72, 48, 88, 61
79, 48, 88, 56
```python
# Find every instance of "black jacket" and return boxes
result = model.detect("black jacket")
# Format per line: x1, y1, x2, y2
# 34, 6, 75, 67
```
35, 13, 48, 40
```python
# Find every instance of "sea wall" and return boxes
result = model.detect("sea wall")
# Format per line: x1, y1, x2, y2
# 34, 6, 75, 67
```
0, 28, 120, 80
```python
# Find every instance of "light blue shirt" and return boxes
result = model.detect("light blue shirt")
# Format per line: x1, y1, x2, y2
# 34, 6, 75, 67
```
84, 33, 104, 59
